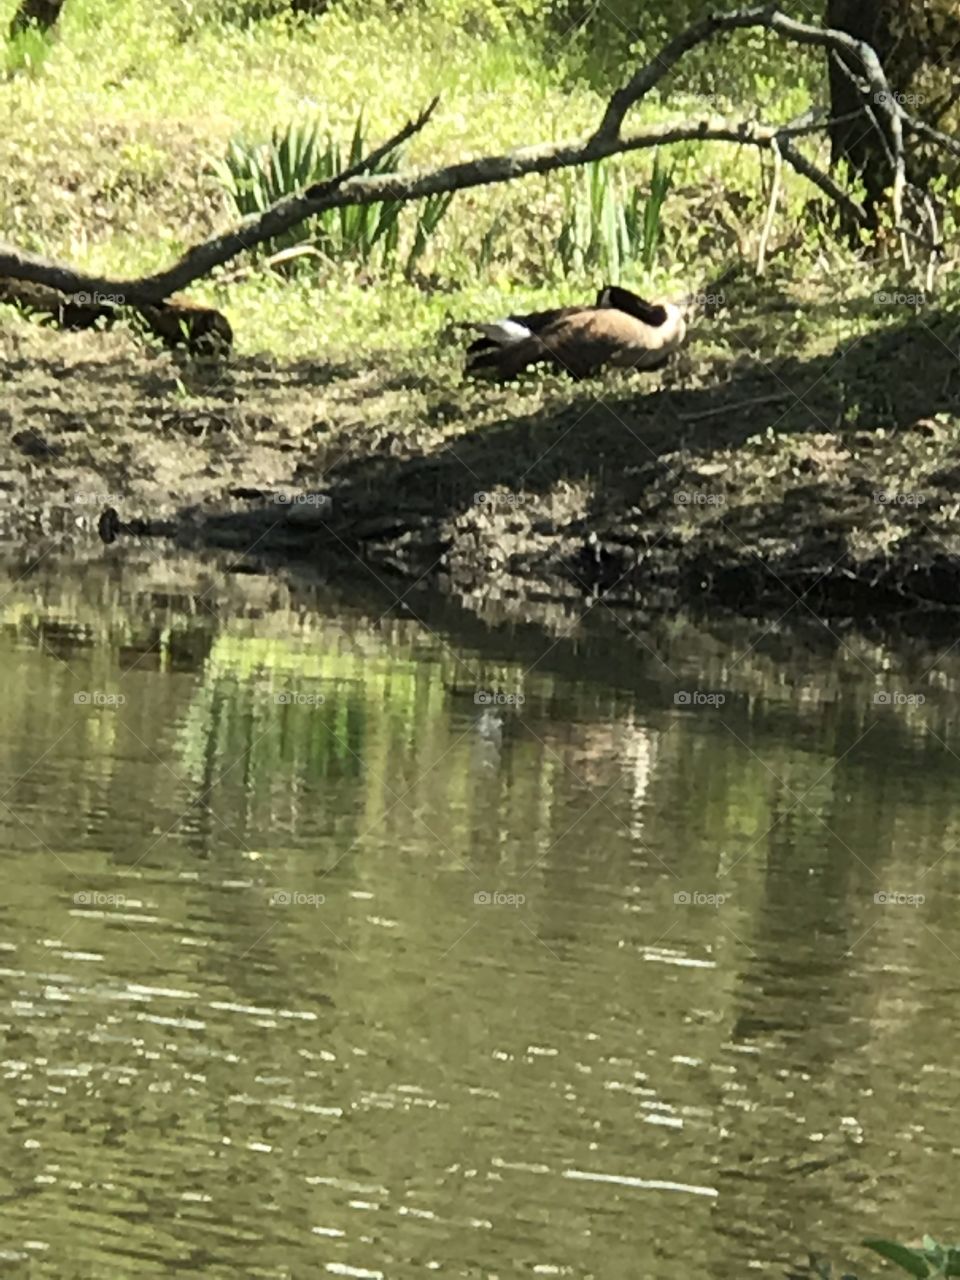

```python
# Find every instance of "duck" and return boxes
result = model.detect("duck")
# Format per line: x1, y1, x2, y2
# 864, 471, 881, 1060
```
465, 284, 686, 382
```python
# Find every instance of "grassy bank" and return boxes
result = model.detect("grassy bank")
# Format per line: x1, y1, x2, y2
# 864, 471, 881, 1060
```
0, 0, 823, 354
2, 1, 960, 619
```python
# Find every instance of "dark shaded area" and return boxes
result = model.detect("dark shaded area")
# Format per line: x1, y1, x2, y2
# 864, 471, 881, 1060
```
827, 0, 960, 223
185, 303, 959, 620
4, 301, 960, 623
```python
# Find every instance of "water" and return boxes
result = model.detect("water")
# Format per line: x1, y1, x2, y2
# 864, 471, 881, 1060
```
1, 557, 959, 1278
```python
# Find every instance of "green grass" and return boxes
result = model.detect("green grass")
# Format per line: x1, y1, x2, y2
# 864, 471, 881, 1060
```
0, 0, 949, 368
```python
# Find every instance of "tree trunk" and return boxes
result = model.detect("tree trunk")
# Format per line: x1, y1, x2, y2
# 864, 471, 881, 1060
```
827, 1, 910, 224
827, 0, 960, 224
9, 0, 67, 37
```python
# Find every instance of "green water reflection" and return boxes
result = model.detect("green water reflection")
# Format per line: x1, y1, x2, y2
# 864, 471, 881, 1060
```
0, 561, 958, 1279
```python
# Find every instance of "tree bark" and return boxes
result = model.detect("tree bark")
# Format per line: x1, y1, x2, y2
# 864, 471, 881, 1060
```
827, 0, 960, 222
9, 0, 66, 37
2, 6, 954, 331
827, 1, 912, 223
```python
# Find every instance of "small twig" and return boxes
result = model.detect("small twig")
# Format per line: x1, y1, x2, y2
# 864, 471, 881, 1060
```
261, 244, 327, 269
679, 393, 792, 423
892, 220, 942, 256
302, 95, 440, 201
923, 191, 941, 294
756, 138, 782, 276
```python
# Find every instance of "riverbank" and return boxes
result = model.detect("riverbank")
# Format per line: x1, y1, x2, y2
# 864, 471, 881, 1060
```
2, 284, 960, 623
5, 0, 959, 624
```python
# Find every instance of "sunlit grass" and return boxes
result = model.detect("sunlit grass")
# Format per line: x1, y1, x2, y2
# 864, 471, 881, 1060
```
0, 0, 901, 366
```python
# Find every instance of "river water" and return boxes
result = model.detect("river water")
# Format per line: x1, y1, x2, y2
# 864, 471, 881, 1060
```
1, 558, 957, 1278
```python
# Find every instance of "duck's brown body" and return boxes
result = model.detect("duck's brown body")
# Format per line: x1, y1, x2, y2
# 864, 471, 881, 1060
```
466, 285, 685, 382
0, 278, 232, 356
492, 306, 684, 381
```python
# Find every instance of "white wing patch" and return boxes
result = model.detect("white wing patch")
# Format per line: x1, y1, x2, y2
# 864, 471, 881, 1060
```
474, 319, 533, 346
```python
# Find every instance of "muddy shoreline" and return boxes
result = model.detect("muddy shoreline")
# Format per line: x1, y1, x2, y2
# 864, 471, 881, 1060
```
3, 305, 960, 625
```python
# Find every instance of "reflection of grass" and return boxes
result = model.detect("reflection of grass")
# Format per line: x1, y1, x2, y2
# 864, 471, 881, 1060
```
174, 634, 453, 790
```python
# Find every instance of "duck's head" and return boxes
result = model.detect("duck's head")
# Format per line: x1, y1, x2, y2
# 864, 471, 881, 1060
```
597, 284, 690, 332
595, 284, 671, 326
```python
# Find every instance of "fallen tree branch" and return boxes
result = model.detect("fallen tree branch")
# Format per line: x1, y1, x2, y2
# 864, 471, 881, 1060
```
0, 96, 441, 308
0, 117, 868, 305
0, 6, 953, 312
678, 392, 792, 423
302, 94, 439, 201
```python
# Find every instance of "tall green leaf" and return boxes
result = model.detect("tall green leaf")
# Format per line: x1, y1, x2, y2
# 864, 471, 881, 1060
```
863, 1239, 931, 1278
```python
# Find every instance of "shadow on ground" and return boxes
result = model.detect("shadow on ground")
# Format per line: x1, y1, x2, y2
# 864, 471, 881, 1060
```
187, 308, 960, 617
3, 305, 960, 619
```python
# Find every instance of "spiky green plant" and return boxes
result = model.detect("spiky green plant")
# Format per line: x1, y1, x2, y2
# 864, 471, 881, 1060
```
641, 153, 673, 270
211, 112, 453, 275
555, 154, 674, 280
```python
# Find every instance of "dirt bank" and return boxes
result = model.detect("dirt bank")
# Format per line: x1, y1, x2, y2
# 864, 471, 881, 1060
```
2, 298, 960, 621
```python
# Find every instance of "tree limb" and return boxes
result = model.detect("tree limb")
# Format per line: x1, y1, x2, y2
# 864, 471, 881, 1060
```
0, 117, 868, 305
301, 94, 439, 201
1, 6, 954, 311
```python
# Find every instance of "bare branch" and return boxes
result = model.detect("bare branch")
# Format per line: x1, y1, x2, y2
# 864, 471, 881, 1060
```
0, 96, 441, 306
3, 6, 955, 313
592, 5, 908, 234
595, 7, 900, 138
0, 116, 868, 305
757, 138, 783, 276
302, 94, 440, 200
